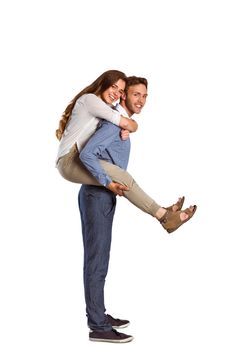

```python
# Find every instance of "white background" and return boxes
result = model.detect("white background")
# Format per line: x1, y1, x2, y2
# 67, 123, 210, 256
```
0, 0, 232, 349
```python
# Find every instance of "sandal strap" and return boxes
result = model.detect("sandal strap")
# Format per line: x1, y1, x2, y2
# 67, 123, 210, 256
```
164, 196, 185, 212
158, 211, 170, 224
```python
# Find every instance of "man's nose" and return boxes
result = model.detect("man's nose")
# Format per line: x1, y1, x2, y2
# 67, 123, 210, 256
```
137, 96, 143, 104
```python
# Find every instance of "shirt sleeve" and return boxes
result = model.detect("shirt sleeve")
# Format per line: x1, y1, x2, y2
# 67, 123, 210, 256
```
84, 94, 121, 126
79, 122, 120, 187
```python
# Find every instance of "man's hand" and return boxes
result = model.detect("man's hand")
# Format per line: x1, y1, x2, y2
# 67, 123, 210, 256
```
120, 129, 130, 140
107, 182, 129, 196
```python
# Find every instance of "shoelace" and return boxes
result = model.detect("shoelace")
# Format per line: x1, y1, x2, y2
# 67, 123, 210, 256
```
112, 329, 123, 337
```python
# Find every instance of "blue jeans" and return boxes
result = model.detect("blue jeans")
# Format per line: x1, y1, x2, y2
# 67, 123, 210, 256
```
78, 185, 116, 331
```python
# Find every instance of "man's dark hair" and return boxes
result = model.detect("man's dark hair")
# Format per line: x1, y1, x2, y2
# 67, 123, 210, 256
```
125, 76, 148, 94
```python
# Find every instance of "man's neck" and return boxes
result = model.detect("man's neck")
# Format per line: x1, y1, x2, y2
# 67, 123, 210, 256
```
119, 102, 133, 117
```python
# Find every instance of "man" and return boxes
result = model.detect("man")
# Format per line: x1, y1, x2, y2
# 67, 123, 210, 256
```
78, 185, 132, 343
78, 77, 148, 343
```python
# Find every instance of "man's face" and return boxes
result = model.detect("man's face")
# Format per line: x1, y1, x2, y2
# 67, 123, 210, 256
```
124, 84, 148, 116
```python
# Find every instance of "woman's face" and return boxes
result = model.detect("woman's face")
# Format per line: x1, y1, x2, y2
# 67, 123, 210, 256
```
100, 79, 126, 104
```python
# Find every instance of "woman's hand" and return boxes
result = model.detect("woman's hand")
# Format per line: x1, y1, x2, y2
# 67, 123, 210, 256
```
120, 129, 130, 140
107, 182, 129, 196
119, 116, 138, 132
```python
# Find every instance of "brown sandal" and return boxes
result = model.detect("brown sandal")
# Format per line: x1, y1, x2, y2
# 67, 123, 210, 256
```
164, 196, 185, 212
159, 205, 197, 233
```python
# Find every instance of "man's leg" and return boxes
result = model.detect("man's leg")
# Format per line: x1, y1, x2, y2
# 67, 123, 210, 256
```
78, 185, 116, 331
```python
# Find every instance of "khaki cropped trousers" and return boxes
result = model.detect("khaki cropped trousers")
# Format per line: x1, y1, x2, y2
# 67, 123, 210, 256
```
57, 145, 160, 217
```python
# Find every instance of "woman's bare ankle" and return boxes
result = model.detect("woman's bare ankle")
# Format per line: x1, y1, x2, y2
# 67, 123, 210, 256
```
155, 207, 167, 220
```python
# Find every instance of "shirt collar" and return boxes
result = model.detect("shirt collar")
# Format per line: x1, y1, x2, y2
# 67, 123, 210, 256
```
115, 103, 130, 118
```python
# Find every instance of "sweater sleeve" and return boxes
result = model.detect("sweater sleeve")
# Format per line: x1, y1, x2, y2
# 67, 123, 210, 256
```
84, 94, 121, 126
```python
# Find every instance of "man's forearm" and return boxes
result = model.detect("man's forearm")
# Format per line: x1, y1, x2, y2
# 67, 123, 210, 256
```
79, 151, 112, 187
79, 122, 118, 187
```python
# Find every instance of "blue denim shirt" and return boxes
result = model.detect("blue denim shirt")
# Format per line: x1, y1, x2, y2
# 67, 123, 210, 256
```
79, 120, 131, 187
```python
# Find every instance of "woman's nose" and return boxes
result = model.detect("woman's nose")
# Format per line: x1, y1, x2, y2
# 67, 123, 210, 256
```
113, 90, 120, 98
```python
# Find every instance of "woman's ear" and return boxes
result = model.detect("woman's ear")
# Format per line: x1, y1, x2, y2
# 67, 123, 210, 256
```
121, 92, 126, 100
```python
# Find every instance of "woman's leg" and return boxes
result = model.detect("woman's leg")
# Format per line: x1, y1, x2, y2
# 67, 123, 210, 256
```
57, 145, 100, 186
100, 160, 160, 217
57, 145, 160, 216
57, 146, 196, 227
100, 160, 197, 231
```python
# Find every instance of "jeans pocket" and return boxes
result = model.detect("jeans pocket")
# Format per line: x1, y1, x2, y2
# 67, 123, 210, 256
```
103, 197, 116, 217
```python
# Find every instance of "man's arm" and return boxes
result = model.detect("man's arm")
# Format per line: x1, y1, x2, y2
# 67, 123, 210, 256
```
79, 122, 127, 192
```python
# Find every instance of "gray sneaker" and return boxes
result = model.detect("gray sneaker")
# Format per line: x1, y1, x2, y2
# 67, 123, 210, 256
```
89, 329, 134, 343
107, 314, 130, 329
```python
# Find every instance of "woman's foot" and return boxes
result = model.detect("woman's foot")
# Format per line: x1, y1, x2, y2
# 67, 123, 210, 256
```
158, 205, 197, 233
165, 196, 185, 212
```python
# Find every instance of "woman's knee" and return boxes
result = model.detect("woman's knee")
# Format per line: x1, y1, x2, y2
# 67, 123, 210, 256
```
114, 171, 135, 189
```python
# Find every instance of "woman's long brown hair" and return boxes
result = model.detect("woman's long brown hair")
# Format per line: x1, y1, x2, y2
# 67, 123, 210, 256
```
55, 70, 127, 140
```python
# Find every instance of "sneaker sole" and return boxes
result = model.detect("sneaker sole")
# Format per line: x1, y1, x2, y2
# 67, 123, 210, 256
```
89, 322, 130, 331
112, 322, 130, 329
89, 336, 134, 343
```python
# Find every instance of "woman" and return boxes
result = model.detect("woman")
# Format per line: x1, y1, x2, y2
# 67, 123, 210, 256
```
56, 70, 196, 233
